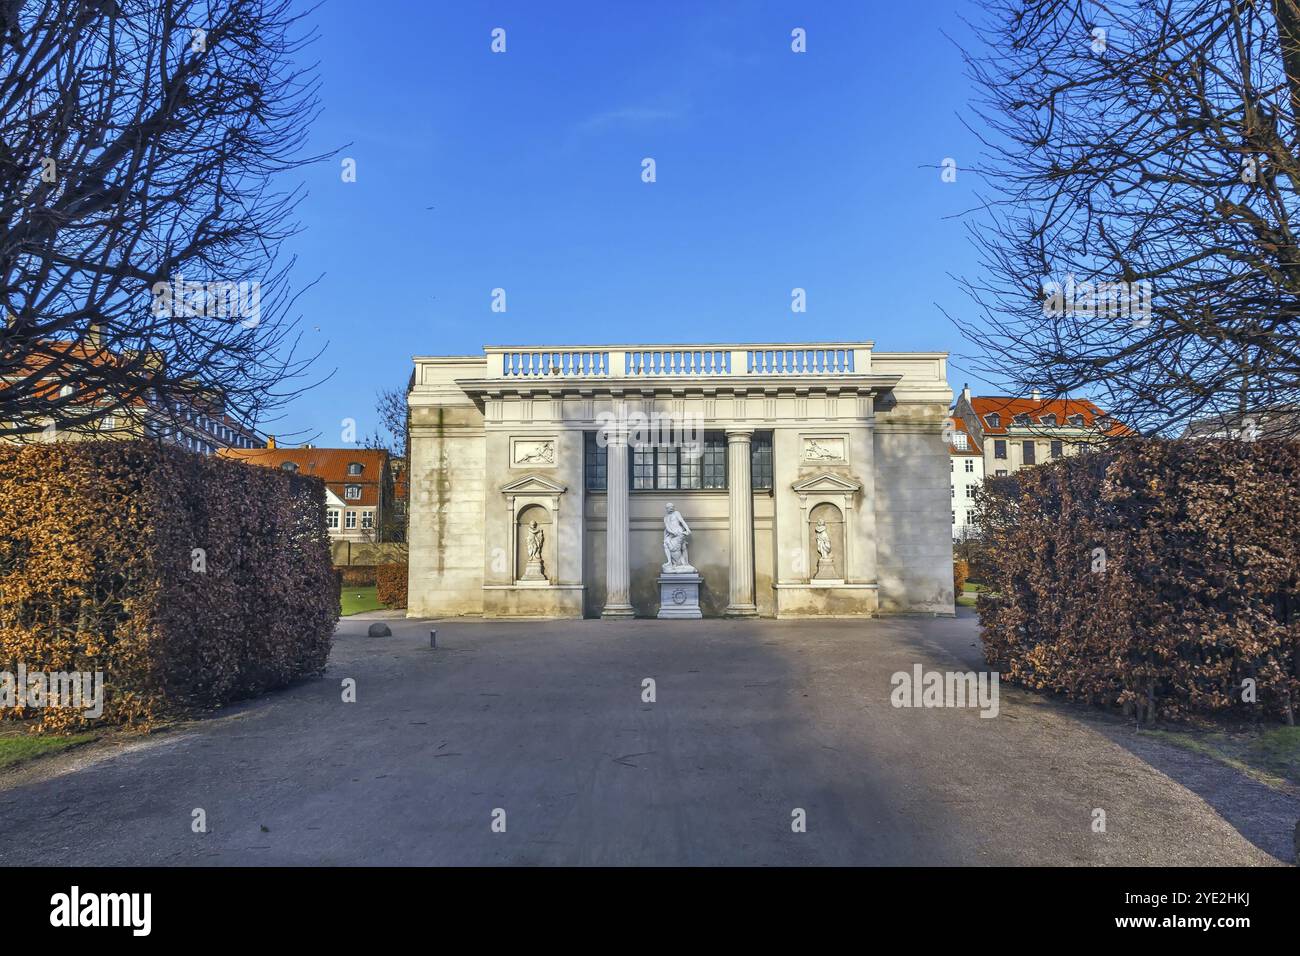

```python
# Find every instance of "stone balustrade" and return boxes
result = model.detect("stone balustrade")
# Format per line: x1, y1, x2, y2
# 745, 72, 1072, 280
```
486, 343, 873, 379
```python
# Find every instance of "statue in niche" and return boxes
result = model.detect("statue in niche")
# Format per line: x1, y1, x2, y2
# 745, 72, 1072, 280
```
662, 503, 696, 573
815, 519, 832, 560
520, 519, 547, 581
813, 517, 838, 579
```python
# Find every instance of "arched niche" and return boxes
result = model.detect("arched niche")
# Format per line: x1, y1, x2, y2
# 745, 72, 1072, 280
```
515, 503, 551, 582
499, 472, 567, 587
808, 502, 845, 581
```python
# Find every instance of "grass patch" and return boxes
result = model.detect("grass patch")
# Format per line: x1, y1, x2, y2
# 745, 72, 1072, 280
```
0, 733, 98, 770
1145, 726, 1300, 790
958, 581, 988, 607
341, 585, 387, 616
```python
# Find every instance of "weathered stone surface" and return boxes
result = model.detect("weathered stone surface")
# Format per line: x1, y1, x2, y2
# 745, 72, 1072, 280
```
367, 622, 391, 638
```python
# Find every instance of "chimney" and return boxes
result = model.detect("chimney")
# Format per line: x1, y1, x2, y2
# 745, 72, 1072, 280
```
86, 322, 102, 349
267, 435, 276, 449
1031, 388, 1041, 402
961, 383, 971, 404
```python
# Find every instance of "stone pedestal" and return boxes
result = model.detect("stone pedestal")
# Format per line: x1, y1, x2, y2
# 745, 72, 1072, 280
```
814, 555, 837, 580
657, 572, 703, 619
519, 558, 546, 582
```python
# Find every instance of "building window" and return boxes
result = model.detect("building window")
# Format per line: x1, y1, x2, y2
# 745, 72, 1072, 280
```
1023, 441, 1036, 465
345, 484, 361, 500
966, 483, 977, 499
281, 461, 297, 472
345, 510, 357, 529
984, 413, 1000, 429
1040, 414, 1057, 426
995, 469, 1008, 476
964, 459, 974, 473
952, 432, 968, 451
1051, 440, 1063, 458
1068, 413, 1085, 427
1012, 413, 1031, 426
750, 432, 773, 491
952, 510, 956, 524
994, 440, 1007, 459
966, 509, 976, 525
348, 462, 363, 475
622, 431, 738, 491
100, 415, 115, 431
951, 486, 955, 498
327, 509, 339, 529
361, 511, 374, 530
584, 431, 607, 491
702, 434, 727, 489
632, 445, 655, 490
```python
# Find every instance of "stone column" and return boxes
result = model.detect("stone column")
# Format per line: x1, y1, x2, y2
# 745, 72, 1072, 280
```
601, 424, 634, 618
725, 428, 758, 616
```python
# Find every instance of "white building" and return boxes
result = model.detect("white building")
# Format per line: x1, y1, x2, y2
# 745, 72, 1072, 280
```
948, 414, 983, 540
406, 342, 955, 619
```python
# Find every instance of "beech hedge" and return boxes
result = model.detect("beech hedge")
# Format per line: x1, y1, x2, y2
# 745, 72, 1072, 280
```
0, 441, 338, 731
375, 563, 408, 609
975, 439, 1300, 725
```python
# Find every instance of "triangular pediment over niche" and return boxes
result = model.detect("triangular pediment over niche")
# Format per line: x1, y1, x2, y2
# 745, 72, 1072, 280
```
500, 473, 567, 495
791, 472, 861, 494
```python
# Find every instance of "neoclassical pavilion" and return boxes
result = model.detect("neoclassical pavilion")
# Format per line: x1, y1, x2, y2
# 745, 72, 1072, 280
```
406, 342, 954, 619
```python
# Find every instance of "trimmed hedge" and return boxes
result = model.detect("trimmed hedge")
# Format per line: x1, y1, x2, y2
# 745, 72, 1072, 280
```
0, 441, 338, 731
375, 563, 408, 609
339, 565, 376, 587
976, 439, 1300, 725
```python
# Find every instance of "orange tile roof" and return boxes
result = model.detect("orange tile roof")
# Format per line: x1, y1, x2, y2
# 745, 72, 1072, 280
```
970, 396, 1133, 437
217, 446, 389, 506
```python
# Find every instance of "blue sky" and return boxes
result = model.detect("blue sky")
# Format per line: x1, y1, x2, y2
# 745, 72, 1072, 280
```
276, 0, 988, 445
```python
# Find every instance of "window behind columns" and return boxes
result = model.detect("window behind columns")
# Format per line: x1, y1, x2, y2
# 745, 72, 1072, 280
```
584, 431, 607, 490
587, 430, 735, 490
701, 433, 726, 488
750, 432, 773, 490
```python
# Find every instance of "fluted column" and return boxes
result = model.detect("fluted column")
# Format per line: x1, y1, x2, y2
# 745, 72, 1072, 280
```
601, 425, 634, 618
725, 428, 758, 616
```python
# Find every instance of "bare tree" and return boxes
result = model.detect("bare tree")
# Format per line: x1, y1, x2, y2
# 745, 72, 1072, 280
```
0, 0, 329, 439
370, 384, 407, 458
955, 0, 1300, 437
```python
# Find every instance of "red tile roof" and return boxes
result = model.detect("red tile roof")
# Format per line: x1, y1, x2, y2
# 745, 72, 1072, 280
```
969, 396, 1132, 437
217, 447, 389, 506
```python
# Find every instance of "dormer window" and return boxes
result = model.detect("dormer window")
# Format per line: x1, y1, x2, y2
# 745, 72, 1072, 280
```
1068, 413, 1085, 427
345, 484, 361, 500
347, 462, 363, 476
984, 413, 1000, 429
280, 462, 298, 473
1040, 413, 1057, 426
1012, 413, 1031, 426
953, 433, 968, 451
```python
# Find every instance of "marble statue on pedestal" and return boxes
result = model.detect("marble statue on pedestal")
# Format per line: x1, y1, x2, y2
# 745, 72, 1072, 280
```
662, 503, 695, 573
658, 502, 701, 618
